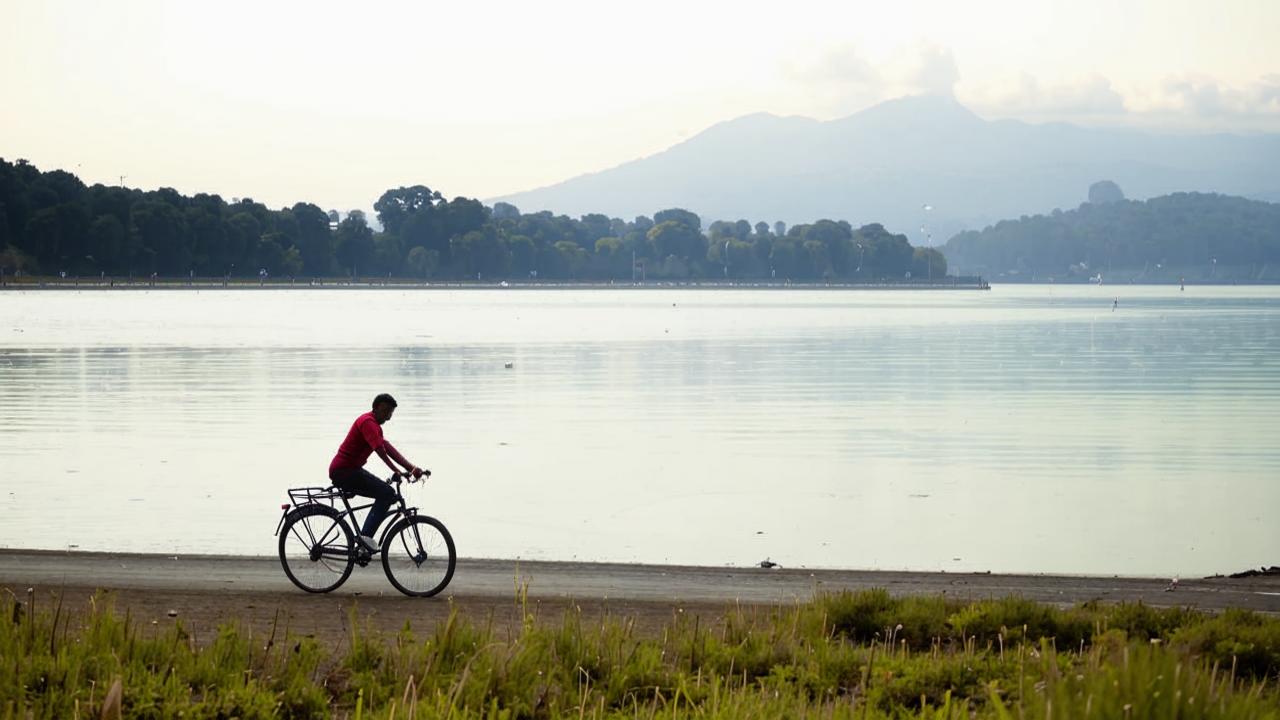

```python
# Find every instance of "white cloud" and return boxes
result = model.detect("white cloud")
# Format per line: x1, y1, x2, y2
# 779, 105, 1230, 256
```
1257, 75, 1280, 109
781, 44, 886, 116
781, 37, 1279, 132
784, 44, 881, 88
953, 71, 1280, 133
781, 43, 960, 117
901, 45, 959, 97
965, 74, 1126, 117
1139, 75, 1280, 118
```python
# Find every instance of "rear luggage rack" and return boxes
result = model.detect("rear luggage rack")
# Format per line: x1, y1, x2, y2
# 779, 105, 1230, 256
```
287, 486, 351, 507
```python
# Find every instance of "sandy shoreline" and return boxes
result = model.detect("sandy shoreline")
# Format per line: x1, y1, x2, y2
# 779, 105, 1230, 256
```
4, 549, 1276, 644
3, 549, 1276, 609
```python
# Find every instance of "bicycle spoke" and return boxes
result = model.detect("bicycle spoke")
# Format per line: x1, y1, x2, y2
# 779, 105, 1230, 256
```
400, 525, 425, 562
279, 507, 354, 593
289, 524, 314, 550
381, 517, 454, 597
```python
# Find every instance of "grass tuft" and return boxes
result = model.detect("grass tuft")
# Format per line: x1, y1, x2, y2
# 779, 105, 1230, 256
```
1, 589, 1277, 718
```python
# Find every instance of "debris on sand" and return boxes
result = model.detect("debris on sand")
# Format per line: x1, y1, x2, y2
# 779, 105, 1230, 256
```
1227, 565, 1280, 579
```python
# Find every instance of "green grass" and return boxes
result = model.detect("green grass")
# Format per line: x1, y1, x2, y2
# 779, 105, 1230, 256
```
2, 588, 1277, 718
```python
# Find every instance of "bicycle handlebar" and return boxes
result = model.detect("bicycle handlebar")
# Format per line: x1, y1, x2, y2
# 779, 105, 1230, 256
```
388, 469, 432, 484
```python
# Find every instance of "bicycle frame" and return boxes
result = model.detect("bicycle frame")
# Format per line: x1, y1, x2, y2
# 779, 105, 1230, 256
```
276, 473, 455, 597
276, 477, 421, 551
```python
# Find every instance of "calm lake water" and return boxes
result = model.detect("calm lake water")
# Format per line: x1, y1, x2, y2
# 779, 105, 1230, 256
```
1, 285, 1277, 577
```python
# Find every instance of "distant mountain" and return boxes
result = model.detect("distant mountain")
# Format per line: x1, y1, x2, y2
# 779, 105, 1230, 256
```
493, 95, 1280, 242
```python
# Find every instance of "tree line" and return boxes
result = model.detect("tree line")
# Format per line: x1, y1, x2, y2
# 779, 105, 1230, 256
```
944, 189, 1280, 279
0, 158, 946, 281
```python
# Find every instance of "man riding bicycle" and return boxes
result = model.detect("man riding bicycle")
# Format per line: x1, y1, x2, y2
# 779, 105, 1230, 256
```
330, 393, 429, 551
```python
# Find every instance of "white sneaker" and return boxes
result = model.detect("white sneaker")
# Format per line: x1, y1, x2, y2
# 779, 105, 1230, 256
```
356, 534, 379, 552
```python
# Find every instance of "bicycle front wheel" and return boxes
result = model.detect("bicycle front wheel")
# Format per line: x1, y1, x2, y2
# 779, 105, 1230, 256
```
381, 516, 456, 597
279, 504, 355, 593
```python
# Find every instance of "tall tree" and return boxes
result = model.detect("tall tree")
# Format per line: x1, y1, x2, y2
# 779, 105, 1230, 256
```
374, 185, 442, 236
491, 201, 520, 220
334, 213, 375, 276
131, 200, 187, 274
647, 221, 704, 262
291, 202, 333, 275
653, 208, 701, 232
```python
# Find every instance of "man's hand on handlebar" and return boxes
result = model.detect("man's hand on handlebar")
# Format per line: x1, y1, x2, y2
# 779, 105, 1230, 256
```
389, 467, 430, 483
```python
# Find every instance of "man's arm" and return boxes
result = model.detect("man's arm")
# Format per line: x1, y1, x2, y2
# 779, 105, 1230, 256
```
385, 441, 428, 479
383, 441, 419, 475
359, 417, 403, 474
373, 446, 404, 474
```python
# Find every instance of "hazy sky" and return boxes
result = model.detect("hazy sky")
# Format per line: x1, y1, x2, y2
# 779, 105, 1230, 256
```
3, 0, 1277, 213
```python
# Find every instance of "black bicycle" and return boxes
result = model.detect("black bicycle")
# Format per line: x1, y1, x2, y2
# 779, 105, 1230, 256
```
274, 473, 456, 597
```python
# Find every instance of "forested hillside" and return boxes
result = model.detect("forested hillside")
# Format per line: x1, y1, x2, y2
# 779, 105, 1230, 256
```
944, 191, 1280, 281
0, 158, 943, 282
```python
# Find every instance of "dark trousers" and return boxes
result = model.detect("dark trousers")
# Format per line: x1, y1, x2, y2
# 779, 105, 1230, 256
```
330, 467, 397, 538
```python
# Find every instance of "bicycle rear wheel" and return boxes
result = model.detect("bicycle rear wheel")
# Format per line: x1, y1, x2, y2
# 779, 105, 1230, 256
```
279, 504, 355, 593
381, 516, 456, 597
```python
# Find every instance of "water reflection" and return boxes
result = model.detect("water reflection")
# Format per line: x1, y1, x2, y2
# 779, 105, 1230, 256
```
0, 286, 1277, 576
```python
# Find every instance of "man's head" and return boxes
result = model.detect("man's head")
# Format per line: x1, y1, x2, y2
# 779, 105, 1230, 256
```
372, 393, 398, 424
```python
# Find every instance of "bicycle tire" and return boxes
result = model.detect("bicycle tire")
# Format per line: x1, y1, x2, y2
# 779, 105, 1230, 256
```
279, 504, 355, 593
380, 516, 456, 597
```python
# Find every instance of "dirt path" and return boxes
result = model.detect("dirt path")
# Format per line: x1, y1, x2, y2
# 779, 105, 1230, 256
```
3, 550, 1276, 644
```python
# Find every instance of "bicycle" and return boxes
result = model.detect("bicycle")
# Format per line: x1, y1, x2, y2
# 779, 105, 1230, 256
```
274, 472, 456, 597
